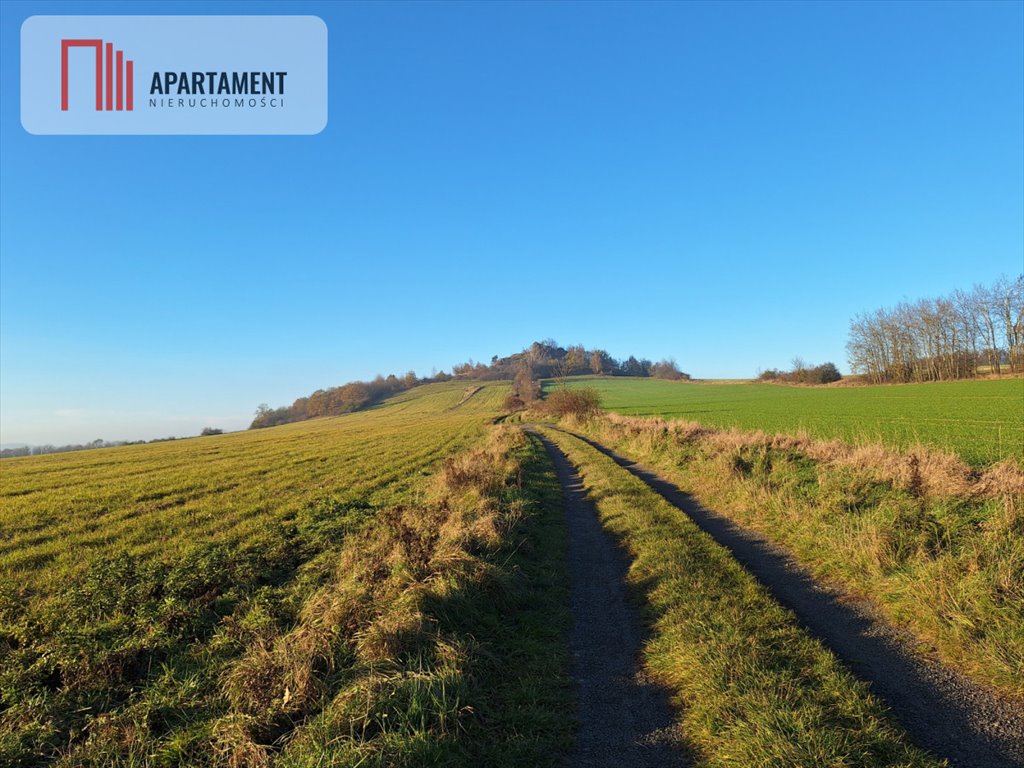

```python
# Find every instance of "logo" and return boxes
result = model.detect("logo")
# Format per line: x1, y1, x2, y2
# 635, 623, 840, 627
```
61, 39, 134, 111
22, 16, 327, 135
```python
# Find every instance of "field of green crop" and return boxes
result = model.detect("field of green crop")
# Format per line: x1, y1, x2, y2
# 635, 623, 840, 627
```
553, 376, 1024, 466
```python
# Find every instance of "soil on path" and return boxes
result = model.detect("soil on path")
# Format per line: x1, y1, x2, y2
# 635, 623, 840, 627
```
557, 426, 1024, 768
529, 430, 689, 768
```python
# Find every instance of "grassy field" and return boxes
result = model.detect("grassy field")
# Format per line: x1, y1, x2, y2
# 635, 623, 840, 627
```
551, 376, 1024, 466
1, 382, 503, 595
0, 382, 574, 766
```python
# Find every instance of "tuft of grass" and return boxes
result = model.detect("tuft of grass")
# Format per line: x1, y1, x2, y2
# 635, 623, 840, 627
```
537, 425, 944, 768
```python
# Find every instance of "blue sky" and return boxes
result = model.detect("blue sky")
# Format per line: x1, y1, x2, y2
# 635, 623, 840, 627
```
1, 0, 1022, 445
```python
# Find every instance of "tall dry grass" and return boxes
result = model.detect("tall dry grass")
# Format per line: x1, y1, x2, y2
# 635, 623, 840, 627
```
593, 412, 1024, 499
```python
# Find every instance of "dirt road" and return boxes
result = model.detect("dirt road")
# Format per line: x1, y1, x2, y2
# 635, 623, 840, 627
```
530, 430, 689, 768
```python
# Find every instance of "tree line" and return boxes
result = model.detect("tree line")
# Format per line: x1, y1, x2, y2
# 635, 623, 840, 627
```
452, 339, 690, 382
250, 370, 448, 429
847, 275, 1023, 383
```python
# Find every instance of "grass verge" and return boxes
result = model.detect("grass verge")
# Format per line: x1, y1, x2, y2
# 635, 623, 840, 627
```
536, 425, 944, 768
564, 413, 1024, 700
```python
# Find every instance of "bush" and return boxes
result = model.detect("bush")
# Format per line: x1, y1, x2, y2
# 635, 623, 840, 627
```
814, 362, 842, 384
200, 427, 224, 436
503, 394, 526, 412
757, 362, 841, 384
650, 359, 691, 380
538, 388, 602, 418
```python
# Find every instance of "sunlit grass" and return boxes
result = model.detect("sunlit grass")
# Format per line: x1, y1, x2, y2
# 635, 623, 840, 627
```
0, 383, 572, 765
554, 376, 1024, 466
569, 413, 1024, 700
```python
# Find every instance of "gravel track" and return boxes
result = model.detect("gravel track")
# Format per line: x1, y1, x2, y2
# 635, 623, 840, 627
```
530, 430, 689, 768
556, 426, 1024, 768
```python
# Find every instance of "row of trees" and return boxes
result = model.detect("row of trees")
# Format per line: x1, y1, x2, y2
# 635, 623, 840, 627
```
453, 340, 690, 381
847, 276, 1024, 383
759, 359, 842, 385
250, 370, 448, 429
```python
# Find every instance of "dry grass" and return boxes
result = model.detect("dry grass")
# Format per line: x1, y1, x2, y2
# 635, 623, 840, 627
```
596, 412, 1024, 498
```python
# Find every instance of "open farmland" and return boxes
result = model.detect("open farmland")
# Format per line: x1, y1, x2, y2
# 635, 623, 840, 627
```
553, 376, 1024, 466
2, 374, 1022, 766
0, 382, 581, 766
0, 381, 506, 595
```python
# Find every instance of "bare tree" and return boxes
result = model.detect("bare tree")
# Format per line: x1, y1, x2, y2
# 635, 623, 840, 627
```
555, 345, 585, 385
994, 275, 1024, 372
974, 284, 1002, 374
846, 276, 1023, 382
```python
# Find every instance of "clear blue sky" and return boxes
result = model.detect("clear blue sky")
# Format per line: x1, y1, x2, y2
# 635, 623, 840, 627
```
1, 0, 1022, 445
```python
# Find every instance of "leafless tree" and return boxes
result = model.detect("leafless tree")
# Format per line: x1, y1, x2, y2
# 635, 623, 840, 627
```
846, 276, 1023, 382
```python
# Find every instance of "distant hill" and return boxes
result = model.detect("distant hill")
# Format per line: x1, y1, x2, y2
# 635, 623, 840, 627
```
250, 339, 690, 430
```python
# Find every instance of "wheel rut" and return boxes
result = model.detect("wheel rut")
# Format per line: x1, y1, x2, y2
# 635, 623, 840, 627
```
553, 426, 1024, 768
529, 429, 689, 768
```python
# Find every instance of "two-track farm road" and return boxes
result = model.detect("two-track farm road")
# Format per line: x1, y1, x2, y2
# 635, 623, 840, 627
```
547, 425, 1024, 768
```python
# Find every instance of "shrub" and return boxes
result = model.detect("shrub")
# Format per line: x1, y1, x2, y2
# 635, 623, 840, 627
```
650, 359, 691, 380
538, 388, 602, 418
503, 394, 526, 411
814, 362, 842, 384
757, 362, 841, 384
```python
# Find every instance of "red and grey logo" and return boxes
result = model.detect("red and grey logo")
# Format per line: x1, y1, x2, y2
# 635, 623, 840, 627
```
60, 39, 134, 111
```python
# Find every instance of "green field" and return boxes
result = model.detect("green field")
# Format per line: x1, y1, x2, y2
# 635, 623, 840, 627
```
0, 381, 580, 766
1, 381, 505, 594
553, 376, 1024, 466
